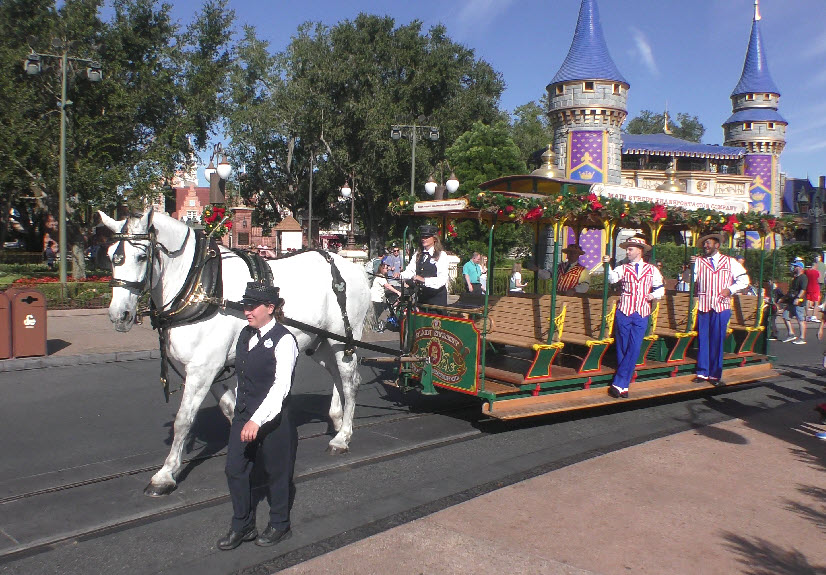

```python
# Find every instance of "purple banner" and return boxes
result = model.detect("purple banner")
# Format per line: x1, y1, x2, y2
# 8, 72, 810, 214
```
568, 131, 604, 183
744, 154, 773, 213
567, 228, 603, 271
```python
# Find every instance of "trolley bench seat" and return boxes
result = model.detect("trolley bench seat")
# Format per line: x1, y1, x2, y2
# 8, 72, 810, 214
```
483, 294, 617, 379
728, 294, 767, 353
653, 293, 697, 362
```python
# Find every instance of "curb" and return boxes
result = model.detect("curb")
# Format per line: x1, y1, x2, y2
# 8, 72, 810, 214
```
0, 349, 160, 372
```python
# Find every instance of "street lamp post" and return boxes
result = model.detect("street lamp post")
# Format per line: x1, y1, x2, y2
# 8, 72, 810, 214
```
390, 116, 440, 197
204, 143, 232, 205
340, 177, 356, 249
424, 161, 460, 200
24, 41, 102, 289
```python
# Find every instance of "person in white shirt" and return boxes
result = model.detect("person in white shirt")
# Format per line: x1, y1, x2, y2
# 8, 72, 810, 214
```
602, 235, 664, 398
690, 233, 750, 386
509, 262, 528, 293
370, 262, 401, 330
218, 282, 298, 551
400, 224, 449, 305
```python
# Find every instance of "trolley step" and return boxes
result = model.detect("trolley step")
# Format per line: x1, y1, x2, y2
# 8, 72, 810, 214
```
482, 362, 776, 420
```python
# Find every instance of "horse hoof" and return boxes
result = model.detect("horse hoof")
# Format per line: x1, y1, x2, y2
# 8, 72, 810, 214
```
326, 444, 349, 456
144, 482, 176, 497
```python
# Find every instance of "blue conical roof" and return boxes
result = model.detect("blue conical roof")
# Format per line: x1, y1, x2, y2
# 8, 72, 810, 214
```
731, 15, 779, 96
550, 0, 628, 85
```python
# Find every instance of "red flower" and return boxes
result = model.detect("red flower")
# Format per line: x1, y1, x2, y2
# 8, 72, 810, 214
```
505, 205, 514, 213
767, 218, 777, 229
722, 214, 739, 233
524, 206, 544, 221
651, 204, 667, 222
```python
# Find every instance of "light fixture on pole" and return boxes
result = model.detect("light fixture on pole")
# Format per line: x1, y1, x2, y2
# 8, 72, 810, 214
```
207, 143, 232, 204
340, 178, 356, 249
390, 115, 440, 197
24, 39, 102, 290
425, 161, 460, 200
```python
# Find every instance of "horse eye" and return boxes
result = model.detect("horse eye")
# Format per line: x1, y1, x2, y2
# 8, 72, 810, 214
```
136, 254, 148, 262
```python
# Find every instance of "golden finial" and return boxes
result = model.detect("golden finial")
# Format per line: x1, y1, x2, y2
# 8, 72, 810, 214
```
531, 144, 565, 178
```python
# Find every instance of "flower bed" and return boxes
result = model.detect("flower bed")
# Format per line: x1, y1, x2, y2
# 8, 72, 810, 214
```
6, 277, 113, 309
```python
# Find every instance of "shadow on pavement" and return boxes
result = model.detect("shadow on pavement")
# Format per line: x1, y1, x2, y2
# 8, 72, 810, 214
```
47, 339, 71, 354
722, 534, 826, 575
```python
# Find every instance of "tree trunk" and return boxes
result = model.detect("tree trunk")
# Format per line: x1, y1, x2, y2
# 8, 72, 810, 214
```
71, 242, 86, 279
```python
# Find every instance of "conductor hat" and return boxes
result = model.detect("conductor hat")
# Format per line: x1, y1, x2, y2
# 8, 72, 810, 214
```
418, 224, 439, 239
241, 282, 284, 307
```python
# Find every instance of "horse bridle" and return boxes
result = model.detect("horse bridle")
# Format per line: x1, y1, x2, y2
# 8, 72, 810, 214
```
109, 221, 158, 294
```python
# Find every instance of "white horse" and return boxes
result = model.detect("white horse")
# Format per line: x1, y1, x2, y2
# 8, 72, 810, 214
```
100, 209, 372, 496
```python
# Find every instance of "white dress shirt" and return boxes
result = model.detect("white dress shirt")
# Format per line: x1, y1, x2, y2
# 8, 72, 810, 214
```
400, 247, 449, 290
243, 317, 299, 426
692, 253, 750, 294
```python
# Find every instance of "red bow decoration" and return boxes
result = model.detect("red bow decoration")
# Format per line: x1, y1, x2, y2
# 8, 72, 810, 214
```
767, 218, 777, 230
587, 193, 603, 210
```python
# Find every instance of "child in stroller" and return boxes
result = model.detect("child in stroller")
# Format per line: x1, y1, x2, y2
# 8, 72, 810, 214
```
371, 262, 402, 332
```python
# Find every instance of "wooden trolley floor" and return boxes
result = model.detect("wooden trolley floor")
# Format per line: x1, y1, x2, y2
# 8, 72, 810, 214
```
482, 361, 776, 420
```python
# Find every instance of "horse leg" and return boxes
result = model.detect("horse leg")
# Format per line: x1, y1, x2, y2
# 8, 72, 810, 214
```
329, 381, 344, 433
210, 383, 236, 423
145, 370, 216, 497
309, 341, 360, 454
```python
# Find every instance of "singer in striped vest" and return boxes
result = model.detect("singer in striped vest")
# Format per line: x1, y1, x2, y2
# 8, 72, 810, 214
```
556, 243, 591, 295
603, 235, 664, 398
691, 233, 750, 386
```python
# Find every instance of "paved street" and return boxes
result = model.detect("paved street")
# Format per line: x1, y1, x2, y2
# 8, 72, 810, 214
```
0, 312, 823, 574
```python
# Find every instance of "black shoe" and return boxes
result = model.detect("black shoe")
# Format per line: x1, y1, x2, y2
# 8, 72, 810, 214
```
255, 525, 292, 547
608, 386, 628, 399
217, 525, 258, 551
709, 379, 725, 387
692, 376, 708, 384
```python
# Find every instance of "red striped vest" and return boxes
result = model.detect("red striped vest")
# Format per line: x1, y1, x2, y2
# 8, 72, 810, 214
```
696, 255, 733, 313
557, 264, 586, 292
617, 262, 654, 317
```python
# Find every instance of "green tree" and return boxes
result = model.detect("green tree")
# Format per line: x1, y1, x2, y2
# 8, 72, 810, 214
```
0, 0, 234, 277
225, 15, 504, 254
509, 98, 553, 167
444, 121, 530, 263
625, 109, 705, 143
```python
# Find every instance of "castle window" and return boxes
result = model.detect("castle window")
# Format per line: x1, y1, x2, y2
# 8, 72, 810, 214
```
768, 122, 775, 130
583, 81, 595, 92
612, 83, 620, 94
555, 85, 563, 95
743, 122, 752, 131
745, 94, 754, 101
764, 93, 771, 100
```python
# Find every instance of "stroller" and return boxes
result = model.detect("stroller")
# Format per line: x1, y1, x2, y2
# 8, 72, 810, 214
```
376, 291, 402, 332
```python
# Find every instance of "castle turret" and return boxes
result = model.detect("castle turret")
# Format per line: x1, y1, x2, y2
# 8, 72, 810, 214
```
723, 0, 786, 214
547, 0, 628, 184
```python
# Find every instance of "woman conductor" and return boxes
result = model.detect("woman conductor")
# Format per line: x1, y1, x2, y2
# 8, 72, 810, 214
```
217, 282, 299, 550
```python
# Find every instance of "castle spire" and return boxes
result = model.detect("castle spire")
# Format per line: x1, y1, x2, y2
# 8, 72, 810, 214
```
731, 0, 779, 96
550, 0, 627, 85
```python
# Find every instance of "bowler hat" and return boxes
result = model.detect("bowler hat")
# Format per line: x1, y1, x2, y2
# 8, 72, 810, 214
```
419, 224, 439, 239
618, 235, 653, 252
241, 282, 284, 307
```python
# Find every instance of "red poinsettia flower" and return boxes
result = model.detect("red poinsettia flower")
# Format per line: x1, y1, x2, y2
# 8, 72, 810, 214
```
651, 204, 667, 222
524, 206, 544, 221
225, 221, 233, 230
722, 214, 739, 233
505, 205, 514, 213
767, 218, 777, 229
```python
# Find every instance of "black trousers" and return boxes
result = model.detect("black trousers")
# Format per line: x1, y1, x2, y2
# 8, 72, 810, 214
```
419, 285, 447, 306
225, 405, 297, 532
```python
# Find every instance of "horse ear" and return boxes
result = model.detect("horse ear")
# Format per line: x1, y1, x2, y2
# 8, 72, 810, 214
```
98, 210, 125, 233
152, 211, 189, 252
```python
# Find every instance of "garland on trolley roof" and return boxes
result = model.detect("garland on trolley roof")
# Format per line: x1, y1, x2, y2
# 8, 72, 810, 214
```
390, 190, 795, 239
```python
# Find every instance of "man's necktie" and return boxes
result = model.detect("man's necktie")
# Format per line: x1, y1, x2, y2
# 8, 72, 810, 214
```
635, 263, 639, 274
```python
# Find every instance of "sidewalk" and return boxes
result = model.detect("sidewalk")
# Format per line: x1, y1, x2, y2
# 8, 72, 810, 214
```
282, 397, 826, 575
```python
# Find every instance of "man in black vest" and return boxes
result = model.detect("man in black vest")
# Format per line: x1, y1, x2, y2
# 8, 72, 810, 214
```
217, 282, 299, 550
400, 224, 449, 306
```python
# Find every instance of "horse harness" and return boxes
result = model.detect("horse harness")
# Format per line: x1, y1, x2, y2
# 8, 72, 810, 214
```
109, 225, 358, 402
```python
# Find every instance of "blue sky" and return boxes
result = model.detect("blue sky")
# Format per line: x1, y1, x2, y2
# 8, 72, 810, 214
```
167, 0, 825, 182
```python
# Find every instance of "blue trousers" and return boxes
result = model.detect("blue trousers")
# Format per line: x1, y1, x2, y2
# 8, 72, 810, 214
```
613, 311, 647, 390
696, 309, 731, 380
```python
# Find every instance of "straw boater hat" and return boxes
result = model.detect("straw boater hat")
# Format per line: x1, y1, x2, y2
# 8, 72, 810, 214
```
697, 232, 726, 246
618, 235, 653, 252
561, 243, 586, 257
241, 281, 284, 308
418, 224, 439, 239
